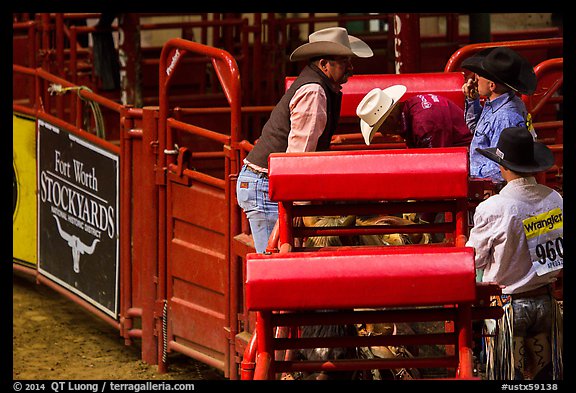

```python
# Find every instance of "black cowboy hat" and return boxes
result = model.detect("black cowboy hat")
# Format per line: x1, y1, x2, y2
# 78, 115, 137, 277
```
461, 47, 537, 95
476, 127, 554, 174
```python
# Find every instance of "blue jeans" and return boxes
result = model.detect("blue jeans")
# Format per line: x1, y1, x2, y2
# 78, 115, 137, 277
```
236, 165, 278, 253
512, 293, 554, 380
512, 294, 552, 337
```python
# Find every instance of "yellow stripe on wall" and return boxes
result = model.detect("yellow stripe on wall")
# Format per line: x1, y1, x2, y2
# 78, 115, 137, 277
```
13, 113, 37, 266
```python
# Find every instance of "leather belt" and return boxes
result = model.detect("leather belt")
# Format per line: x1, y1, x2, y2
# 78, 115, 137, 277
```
244, 164, 268, 178
514, 285, 551, 299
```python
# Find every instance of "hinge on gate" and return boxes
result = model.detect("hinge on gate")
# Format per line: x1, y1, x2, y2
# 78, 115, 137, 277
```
150, 140, 159, 154
223, 326, 231, 339
149, 140, 168, 185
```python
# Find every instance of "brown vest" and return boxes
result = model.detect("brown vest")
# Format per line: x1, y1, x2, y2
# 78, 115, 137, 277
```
245, 64, 342, 169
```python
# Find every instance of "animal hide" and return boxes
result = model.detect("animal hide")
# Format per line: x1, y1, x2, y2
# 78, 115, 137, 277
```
302, 214, 431, 248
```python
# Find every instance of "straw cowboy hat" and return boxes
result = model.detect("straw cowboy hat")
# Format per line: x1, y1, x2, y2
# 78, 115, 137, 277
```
461, 47, 537, 95
356, 85, 407, 145
290, 27, 373, 62
476, 126, 554, 173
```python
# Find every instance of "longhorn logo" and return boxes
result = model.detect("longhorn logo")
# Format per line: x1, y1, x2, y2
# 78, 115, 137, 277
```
53, 214, 100, 273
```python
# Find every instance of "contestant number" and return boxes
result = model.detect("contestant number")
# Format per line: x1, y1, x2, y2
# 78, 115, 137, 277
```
535, 236, 563, 265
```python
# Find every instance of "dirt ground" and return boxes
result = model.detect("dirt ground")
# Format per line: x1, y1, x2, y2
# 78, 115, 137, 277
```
12, 272, 226, 381
11, 270, 476, 382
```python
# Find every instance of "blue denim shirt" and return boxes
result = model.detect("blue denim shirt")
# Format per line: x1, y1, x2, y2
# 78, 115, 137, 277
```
465, 92, 528, 182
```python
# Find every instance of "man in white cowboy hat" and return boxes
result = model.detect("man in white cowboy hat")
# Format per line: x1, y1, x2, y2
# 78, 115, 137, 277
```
466, 126, 562, 380
461, 46, 537, 184
236, 26, 373, 254
357, 88, 473, 149
357, 89, 474, 242
356, 85, 406, 146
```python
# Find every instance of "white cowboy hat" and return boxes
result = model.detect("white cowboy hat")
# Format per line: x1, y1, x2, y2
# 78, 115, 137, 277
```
357, 85, 407, 145
289, 27, 373, 62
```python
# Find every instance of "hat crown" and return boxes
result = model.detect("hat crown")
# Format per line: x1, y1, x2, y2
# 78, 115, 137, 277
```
496, 127, 534, 165
309, 27, 351, 49
476, 126, 554, 173
289, 27, 373, 61
461, 46, 537, 95
484, 48, 522, 84
356, 88, 394, 126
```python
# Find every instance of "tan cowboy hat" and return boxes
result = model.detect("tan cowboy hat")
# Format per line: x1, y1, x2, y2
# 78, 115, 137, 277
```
357, 85, 407, 145
289, 27, 373, 62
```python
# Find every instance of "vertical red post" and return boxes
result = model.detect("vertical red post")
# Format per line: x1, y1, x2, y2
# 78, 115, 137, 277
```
119, 106, 134, 344
456, 303, 474, 378
118, 13, 142, 107
255, 312, 274, 380
392, 13, 421, 73
278, 202, 294, 249
139, 106, 160, 366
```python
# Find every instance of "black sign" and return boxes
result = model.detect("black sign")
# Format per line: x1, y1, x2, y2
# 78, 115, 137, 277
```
37, 120, 119, 319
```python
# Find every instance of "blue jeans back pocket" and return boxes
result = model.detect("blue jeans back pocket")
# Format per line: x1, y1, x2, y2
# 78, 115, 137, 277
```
236, 176, 258, 211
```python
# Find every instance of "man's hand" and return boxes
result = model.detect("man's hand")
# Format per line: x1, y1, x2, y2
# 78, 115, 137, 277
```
462, 77, 479, 100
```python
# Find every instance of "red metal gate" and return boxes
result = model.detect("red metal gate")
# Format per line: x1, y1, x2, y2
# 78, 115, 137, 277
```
156, 38, 242, 378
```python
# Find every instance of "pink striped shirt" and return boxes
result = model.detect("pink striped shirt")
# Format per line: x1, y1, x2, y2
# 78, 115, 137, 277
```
287, 84, 328, 152
244, 83, 328, 173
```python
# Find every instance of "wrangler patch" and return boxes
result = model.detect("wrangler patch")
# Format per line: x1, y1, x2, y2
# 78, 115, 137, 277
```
523, 208, 563, 239
523, 208, 563, 276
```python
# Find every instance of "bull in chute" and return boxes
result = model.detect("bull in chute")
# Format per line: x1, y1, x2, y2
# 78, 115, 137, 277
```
286, 214, 431, 380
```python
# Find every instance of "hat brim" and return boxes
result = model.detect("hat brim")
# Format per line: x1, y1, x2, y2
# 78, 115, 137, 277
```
360, 85, 407, 145
360, 115, 387, 145
476, 143, 555, 173
461, 50, 536, 95
290, 36, 373, 62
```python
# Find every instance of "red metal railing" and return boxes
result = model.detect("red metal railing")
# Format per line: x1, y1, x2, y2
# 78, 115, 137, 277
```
12, 63, 147, 354
444, 37, 563, 73
524, 57, 563, 120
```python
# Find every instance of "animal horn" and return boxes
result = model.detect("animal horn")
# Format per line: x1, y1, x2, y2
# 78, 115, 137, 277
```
78, 238, 100, 255
341, 215, 357, 227
302, 216, 320, 227
53, 215, 73, 242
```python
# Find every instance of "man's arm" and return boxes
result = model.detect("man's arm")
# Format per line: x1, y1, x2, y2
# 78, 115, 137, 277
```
287, 84, 328, 152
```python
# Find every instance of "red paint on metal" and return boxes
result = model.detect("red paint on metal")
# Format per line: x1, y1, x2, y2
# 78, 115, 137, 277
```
242, 145, 495, 379
286, 72, 466, 117
444, 37, 563, 73
268, 148, 469, 202
158, 38, 242, 378
246, 247, 476, 310
393, 13, 421, 74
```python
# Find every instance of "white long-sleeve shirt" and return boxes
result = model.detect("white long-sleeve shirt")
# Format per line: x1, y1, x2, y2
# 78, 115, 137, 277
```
466, 177, 563, 295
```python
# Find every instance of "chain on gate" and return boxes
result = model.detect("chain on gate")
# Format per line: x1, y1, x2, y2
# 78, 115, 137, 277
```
161, 299, 206, 379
